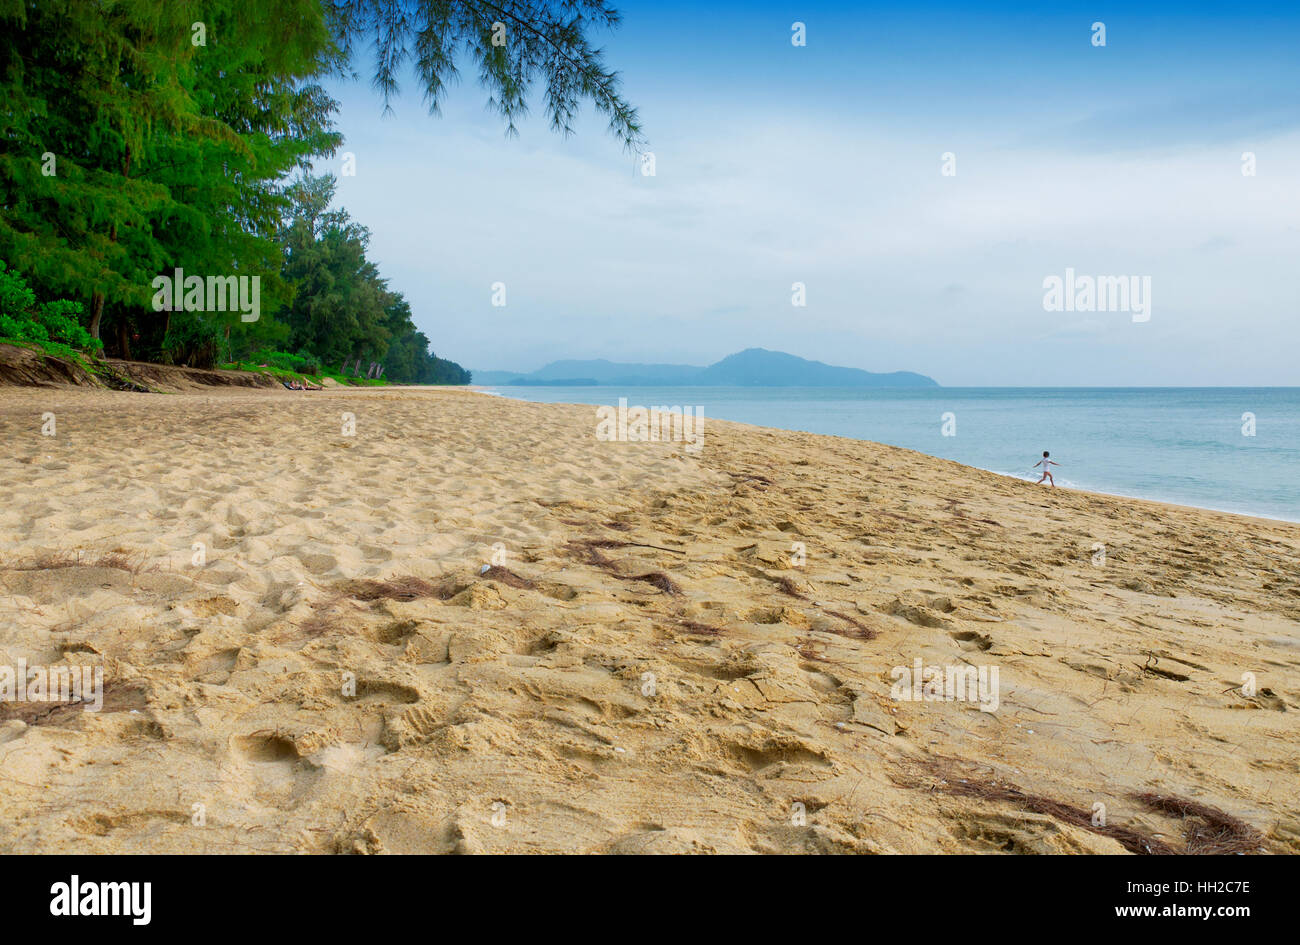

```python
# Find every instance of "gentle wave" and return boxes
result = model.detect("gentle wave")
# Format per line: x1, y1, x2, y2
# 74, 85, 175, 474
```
484, 385, 1300, 523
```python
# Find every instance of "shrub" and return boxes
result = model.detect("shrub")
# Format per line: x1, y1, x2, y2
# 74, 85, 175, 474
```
0, 262, 102, 353
250, 348, 323, 376
161, 311, 220, 368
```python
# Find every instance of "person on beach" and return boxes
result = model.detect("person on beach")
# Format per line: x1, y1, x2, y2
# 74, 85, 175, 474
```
1034, 451, 1059, 486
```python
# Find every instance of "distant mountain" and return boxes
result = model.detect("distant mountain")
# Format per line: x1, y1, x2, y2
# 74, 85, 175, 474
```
473, 348, 938, 387
696, 349, 936, 387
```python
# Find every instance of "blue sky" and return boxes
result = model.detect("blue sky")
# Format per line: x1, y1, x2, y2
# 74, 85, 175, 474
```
324, 1, 1300, 385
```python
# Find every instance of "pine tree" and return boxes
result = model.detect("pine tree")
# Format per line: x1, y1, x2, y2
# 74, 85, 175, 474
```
0, 0, 639, 376
324, 0, 642, 149
0, 0, 338, 355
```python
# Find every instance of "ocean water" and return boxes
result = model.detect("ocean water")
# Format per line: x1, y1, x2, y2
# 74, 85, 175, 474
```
485, 386, 1300, 523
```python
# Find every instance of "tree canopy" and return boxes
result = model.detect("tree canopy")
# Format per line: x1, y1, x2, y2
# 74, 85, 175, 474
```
325, 0, 641, 147
0, 0, 639, 382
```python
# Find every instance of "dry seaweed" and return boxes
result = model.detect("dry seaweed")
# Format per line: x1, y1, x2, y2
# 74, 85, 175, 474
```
678, 619, 725, 636
630, 571, 682, 595
342, 576, 446, 602
4, 550, 151, 574
821, 609, 879, 640
481, 565, 536, 589
565, 540, 684, 596
1135, 792, 1265, 855
908, 758, 1177, 855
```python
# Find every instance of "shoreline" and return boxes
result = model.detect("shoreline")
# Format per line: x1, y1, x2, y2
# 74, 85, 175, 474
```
480, 385, 1300, 527
2, 386, 1297, 854
982, 467, 1300, 526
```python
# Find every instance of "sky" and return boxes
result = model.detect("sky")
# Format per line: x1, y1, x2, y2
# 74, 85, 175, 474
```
324, 1, 1300, 386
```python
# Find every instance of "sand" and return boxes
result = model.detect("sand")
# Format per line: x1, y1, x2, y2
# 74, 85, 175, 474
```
0, 385, 1296, 854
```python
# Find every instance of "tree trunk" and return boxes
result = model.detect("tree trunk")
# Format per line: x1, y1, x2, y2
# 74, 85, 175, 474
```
89, 291, 105, 341
116, 318, 131, 361
89, 146, 129, 347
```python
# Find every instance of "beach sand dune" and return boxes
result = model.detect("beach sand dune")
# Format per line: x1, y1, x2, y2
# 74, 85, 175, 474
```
1, 387, 1296, 853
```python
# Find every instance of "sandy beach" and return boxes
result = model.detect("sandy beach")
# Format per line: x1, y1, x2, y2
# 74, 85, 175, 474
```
1, 385, 1296, 854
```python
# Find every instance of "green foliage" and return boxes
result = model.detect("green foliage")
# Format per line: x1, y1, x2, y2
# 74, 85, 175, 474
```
273, 174, 469, 384
0, 1, 195, 320
431, 355, 472, 385
220, 355, 386, 386
159, 310, 220, 368
0, 261, 102, 353
0, 0, 340, 356
250, 348, 324, 376
278, 176, 390, 365
0, 1, 634, 383
324, 1, 643, 149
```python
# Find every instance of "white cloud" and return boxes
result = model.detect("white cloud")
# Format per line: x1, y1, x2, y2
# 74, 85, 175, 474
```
330, 86, 1300, 384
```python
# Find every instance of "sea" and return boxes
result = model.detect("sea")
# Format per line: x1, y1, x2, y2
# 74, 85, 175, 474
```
483, 386, 1300, 523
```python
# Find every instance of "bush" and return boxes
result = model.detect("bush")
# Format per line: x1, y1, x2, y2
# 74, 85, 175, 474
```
250, 348, 324, 376
0, 262, 101, 353
161, 311, 220, 368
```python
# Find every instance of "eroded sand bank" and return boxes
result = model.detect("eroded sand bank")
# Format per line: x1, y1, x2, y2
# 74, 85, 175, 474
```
1, 386, 1296, 853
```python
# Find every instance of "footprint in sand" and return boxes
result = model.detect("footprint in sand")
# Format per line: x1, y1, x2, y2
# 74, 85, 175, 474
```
233, 732, 301, 763
351, 679, 421, 704
949, 629, 994, 652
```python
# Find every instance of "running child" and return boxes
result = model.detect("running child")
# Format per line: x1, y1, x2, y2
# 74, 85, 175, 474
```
1034, 451, 1059, 486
